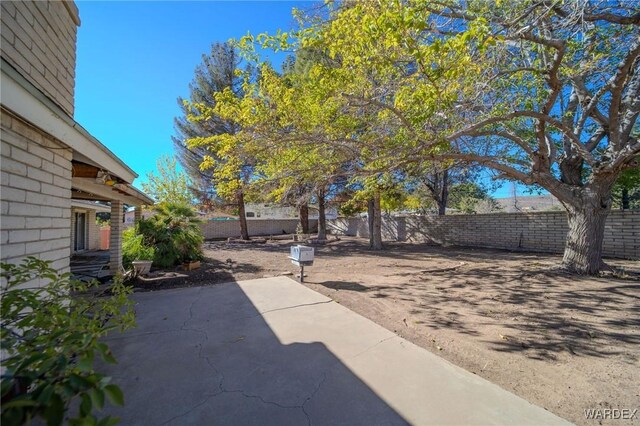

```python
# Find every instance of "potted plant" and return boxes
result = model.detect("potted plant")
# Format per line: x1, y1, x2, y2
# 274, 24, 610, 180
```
132, 258, 153, 276
173, 227, 203, 271
122, 229, 155, 276
182, 259, 201, 271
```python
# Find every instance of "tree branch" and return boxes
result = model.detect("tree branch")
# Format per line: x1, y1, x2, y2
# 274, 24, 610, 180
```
609, 37, 640, 149
428, 152, 535, 185
550, 4, 640, 25
448, 111, 596, 165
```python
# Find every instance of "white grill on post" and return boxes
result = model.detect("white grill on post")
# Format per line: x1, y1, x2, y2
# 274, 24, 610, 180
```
289, 245, 314, 282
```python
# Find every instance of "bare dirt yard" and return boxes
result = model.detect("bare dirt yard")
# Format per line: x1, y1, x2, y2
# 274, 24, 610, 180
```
135, 237, 640, 425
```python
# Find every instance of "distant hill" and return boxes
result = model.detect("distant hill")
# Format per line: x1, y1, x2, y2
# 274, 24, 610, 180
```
495, 194, 563, 213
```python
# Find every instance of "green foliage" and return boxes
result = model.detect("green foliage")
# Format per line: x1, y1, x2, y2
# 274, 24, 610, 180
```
338, 198, 367, 217
95, 213, 110, 228
1, 258, 135, 426
122, 228, 156, 269
141, 155, 193, 206
174, 42, 247, 207
612, 164, 640, 210
448, 182, 500, 214
185, 1, 637, 269
133, 203, 204, 268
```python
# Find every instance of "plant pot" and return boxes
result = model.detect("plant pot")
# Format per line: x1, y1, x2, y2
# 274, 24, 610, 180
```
132, 260, 153, 276
183, 261, 201, 271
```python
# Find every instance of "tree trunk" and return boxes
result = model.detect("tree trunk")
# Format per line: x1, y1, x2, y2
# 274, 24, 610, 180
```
621, 187, 630, 210
438, 169, 449, 215
561, 185, 612, 275
317, 190, 327, 240
237, 190, 250, 240
371, 192, 383, 250
299, 204, 309, 234
367, 198, 374, 248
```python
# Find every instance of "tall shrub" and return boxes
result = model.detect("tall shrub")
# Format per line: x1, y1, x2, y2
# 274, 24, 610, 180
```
134, 203, 204, 268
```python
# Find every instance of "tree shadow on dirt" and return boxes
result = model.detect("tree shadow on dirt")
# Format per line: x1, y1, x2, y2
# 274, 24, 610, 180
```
401, 266, 640, 362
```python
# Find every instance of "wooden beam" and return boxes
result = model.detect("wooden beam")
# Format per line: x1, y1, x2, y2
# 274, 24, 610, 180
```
72, 177, 147, 206
71, 190, 111, 201
71, 161, 100, 178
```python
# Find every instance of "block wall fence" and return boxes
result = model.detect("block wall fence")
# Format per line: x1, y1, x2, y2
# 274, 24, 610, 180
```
328, 210, 639, 260
200, 219, 318, 240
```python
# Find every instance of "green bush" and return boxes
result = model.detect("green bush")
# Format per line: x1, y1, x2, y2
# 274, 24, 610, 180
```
1, 258, 135, 426
122, 227, 155, 269
133, 203, 204, 268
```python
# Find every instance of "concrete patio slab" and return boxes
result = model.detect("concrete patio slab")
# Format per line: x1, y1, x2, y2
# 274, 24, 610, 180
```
99, 277, 569, 425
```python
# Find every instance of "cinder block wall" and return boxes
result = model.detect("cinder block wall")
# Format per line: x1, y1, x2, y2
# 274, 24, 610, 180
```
328, 210, 640, 260
1, 110, 73, 272
200, 219, 318, 239
0, 0, 79, 116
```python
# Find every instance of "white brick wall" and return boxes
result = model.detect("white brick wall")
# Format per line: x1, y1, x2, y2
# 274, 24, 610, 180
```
1, 0, 79, 116
1, 109, 73, 273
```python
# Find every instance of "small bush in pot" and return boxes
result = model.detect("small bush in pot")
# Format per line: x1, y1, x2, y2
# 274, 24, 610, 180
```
122, 227, 155, 270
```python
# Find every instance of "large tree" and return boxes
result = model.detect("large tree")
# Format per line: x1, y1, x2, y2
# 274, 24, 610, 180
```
257, 0, 639, 274
178, 43, 252, 239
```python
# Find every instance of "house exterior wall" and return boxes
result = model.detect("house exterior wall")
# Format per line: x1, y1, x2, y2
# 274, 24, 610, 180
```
87, 210, 99, 250
1, 110, 73, 272
70, 207, 100, 252
0, 0, 79, 116
328, 210, 640, 260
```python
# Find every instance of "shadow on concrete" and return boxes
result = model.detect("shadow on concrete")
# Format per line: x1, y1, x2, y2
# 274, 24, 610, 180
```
97, 279, 409, 425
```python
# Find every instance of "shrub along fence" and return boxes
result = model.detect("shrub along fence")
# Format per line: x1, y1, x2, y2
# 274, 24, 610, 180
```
328, 210, 639, 260
200, 219, 318, 240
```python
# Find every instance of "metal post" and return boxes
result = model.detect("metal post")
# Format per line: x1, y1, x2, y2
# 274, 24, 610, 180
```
300, 265, 304, 282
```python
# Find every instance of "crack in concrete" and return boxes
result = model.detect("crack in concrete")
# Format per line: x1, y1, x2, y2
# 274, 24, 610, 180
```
102, 328, 184, 341
161, 367, 314, 425
180, 287, 221, 377
301, 374, 327, 426
350, 335, 397, 359
257, 299, 333, 317
159, 390, 223, 425
106, 288, 207, 342
181, 287, 204, 331
155, 291, 333, 425
221, 388, 303, 410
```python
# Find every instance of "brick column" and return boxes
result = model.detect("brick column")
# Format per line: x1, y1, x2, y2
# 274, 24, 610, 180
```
109, 200, 123, 275
134, 206, 142, 223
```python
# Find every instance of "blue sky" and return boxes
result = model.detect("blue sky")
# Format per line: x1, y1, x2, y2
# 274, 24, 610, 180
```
74, 1, 528, 198
74, 1, 304, 188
